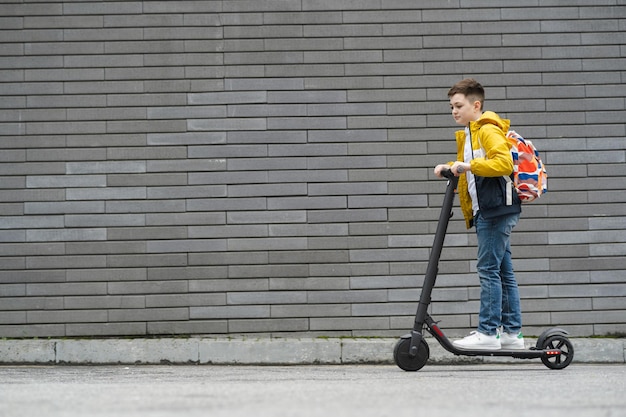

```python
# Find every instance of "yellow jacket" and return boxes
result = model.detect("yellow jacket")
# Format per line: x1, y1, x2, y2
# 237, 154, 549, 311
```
451, 111, 516, 229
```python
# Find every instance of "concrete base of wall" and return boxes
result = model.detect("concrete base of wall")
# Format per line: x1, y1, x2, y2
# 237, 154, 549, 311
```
1, 337, 624, 365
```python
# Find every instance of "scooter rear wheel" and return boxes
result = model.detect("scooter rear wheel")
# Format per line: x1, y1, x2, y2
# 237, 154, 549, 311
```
540, 334, 574, 370
393, 337, 429, 371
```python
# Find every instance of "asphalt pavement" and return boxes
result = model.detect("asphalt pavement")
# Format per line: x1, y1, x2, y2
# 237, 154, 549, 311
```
1, 364, 625, 417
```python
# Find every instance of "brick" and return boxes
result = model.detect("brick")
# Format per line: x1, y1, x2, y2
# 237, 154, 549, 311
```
0, 215, 64, 229
226, 291, 307, 305
147, 239, 227, 253
308, 208, 388, 223
0, 270, 65, 284
283, 59, 348, 77
270, 276, 349, 291
141, 207, 221, 229
65, 241, 146, 255
0, 162, 64, 176
189, 118, 267, 131
64, 296, 146, 310
26, 228, 106, 242
66, 161, 146, 175
223, 1, 300, 12
189, 144, 268, 158
146, 293, 225, 308
66, 187, 147, 201
107, 254, 189, 268
192, 305, 269, 320
108, 173, 187, 187
269, 249, 349, 264
147, 185, 226, 199
310, 317, 389, 331
267, 196, 347, 210
308, 182, 386, 196
304, 50, 382, 64
308, 129, 387, 143
263, 12, 341, 25
226, 211, 306, 225
65, 134, 144, 148
188, 171, 268, 185
228, 183, 306, 198
148, 132, 226, 146
66, 268, 146, 283
186, 197, 266, 212
108, 307, 189, 323
302, 0, 381, 11
227, 130, 306, 144
27, 309, 108, 325
0, 230, 25, 243
228, 318, 309, 334
189, 278, 268, 293
0, 324, 65, 338
229, 264, 308, 279
349, 195, 428, 209
228, 237, 307, 251
268, 169, 348, 183
268, 90, 346, 104
148, 320, 228, 335
268, 116, 346, 130
105, 200, 186, 214
65, 322, 146, 337
225, 78, 304, 91
27, 282, 107, 297
189, 91, 267, 105
107, 146, 186, 161
0, 203, 24, 216
64, 80, 144, 95
67, 29, 143, 43
26, 175, 106, 188
224, 51, 303, 66
271, 304, 350, 318
24, 201, 104, 215
142, 1, 221, 13
147, 159, 226, 173
0, 283, 26, 297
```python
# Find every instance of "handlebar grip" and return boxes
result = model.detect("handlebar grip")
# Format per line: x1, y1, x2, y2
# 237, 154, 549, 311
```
441, 168, 455, 180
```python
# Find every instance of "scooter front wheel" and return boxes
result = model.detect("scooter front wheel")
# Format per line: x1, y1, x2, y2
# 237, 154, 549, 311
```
393, 337, 429, 371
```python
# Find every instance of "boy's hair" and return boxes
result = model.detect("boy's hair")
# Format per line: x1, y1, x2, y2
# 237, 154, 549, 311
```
448, 78, 485, 110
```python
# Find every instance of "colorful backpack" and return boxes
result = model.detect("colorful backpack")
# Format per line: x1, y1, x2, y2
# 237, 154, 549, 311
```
505, 130, 547, 203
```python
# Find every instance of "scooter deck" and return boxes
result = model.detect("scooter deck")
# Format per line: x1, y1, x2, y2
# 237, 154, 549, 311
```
424, 311, 562, 360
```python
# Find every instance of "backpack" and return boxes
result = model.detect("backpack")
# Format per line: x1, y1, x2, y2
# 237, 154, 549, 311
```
505, 130, 547, 203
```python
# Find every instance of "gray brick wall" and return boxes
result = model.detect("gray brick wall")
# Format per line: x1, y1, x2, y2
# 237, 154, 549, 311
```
1, 1, 625, 339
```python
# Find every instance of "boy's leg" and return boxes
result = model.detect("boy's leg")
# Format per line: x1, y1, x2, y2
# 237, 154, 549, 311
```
501, 238, 522, 333
475, 212, 519, 336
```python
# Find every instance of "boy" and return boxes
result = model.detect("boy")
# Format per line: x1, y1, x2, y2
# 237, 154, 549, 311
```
434, 78, 524, 350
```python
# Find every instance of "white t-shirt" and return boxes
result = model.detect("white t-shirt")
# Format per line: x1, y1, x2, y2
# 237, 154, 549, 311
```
463, 127, 480, 215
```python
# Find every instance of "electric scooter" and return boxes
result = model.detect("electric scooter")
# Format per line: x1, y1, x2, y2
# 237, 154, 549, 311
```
393, 168, 574, 371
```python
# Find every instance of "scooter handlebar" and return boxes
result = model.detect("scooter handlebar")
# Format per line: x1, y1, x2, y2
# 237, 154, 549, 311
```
440, 167, 456, 180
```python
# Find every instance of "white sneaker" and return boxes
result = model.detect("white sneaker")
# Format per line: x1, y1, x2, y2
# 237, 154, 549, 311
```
453, 331, 501, 350
499, 331, 525, 350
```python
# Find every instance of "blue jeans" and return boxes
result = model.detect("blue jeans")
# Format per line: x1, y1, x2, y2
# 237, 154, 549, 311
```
475, 211, 522, 336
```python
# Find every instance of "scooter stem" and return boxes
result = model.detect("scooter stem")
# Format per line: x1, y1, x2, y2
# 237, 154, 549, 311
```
413, 171, 459, 332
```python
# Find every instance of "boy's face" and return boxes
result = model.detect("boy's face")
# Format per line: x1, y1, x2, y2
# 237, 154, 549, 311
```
449, 93, 481, 126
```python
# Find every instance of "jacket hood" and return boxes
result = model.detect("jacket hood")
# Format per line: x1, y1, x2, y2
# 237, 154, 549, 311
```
474, 110, 510, 132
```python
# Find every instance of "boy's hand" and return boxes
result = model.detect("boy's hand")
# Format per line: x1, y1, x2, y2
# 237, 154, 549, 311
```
451, 161, 471, 176
434, 164, 450, 178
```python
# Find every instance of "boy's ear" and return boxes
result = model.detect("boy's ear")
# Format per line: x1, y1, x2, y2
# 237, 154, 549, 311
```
472, 99, 482, 112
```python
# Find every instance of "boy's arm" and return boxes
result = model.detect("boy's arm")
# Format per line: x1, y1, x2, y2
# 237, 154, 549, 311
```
469, 125, 513, 177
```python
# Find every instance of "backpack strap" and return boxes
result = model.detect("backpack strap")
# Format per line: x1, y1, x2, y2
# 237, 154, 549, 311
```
476, 125, 515, 206
503, 175, 513, 206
